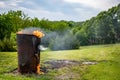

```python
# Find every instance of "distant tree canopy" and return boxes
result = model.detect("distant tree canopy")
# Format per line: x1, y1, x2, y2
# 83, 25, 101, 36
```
73, 4, 120, 45
0, 4, 120, 51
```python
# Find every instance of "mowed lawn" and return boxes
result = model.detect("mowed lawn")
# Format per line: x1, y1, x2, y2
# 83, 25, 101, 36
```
0, 44, 120, 80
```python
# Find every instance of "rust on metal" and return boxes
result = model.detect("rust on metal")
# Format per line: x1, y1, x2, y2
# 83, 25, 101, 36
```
17, 30, 44, 74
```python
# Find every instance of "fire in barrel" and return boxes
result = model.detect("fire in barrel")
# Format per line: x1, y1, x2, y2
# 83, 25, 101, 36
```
17, 28, 44, 74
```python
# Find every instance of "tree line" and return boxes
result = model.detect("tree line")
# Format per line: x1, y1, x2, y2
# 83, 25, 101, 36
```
0, 4, 120, 51
74, 4, 120, 45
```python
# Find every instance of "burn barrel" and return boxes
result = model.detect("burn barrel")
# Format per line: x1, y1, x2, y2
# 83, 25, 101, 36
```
17, 32, 43, 74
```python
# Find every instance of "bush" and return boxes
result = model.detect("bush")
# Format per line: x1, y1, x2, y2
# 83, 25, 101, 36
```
0, 37, 16, 52
49, 32, 80, 50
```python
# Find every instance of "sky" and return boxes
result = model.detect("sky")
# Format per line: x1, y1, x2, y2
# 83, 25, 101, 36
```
0, 0, 120, 21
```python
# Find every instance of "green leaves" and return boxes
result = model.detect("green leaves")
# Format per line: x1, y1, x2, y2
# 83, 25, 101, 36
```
74, 3, 120, 45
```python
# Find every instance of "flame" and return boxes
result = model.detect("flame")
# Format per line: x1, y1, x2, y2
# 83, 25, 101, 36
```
37, 64, 44, 74
17, 31, 22, 34
37, 64, 40, 74
33, 30, 45, 38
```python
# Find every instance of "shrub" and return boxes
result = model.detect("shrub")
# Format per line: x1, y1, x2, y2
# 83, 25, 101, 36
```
0, 37, 16, 52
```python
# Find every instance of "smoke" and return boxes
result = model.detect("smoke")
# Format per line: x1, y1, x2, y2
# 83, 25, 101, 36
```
49, 32, 80, 50
41, 30, 80, 50
19, 27, 80, 51
39, 45, 48, 51
41, 31, 59, 47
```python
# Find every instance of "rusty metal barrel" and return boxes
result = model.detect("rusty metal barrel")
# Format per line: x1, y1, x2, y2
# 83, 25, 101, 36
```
17, 29, 45, 74
17, 33, 41, 74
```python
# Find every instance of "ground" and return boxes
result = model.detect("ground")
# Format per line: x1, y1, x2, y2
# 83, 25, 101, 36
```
0, 44, 120, 80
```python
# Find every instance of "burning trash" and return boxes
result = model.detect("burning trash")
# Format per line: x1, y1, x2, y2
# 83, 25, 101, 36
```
33, 30, 45, 38
17, 28, 44, 74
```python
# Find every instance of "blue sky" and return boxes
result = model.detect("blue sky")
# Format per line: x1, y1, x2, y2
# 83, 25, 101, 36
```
0, 0, 119, 21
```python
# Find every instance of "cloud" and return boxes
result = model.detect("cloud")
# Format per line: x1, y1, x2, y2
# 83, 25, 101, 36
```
21, 7, 75, 21
0, 0, 72, 21
0, 0, 119, 21
0, 0, 24, 8
63, 0, 120, 10
74, 8, 98, 20
0, 1, 6, 7
18, 0, 98, 21
8, 2, 18, 6
0, 0, 83, 21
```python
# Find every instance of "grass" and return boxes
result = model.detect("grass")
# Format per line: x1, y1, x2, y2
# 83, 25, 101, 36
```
0, 44, 120, 80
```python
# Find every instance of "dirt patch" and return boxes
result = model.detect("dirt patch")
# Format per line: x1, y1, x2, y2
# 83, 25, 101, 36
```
10, 60, 97, 74
44, 60, 80, 69
9, 67, 47, 75
45, 60, 98, 69
12, 68, 18, 74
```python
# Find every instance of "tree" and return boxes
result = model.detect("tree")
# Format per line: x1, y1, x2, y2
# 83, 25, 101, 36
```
0, 10, 25, 40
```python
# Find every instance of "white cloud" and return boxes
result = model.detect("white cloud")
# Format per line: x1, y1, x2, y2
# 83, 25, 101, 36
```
22, 7, 73, 21
0, 1, 6, 7
0, 1, 71, 21
9, 2, 18, 6
64, 0, 120, 10
74, 8, 98, 20
0, 0, 80, 21
0, 0, 119, 21
0, 0, 24, 8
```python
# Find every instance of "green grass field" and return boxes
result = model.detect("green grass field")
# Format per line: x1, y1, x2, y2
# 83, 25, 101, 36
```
0, 44, 120, 80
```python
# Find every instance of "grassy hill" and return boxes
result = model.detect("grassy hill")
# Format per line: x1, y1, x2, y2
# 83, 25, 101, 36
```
0, 44, 120, 80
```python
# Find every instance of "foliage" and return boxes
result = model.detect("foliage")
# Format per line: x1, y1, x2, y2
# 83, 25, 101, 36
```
0, 10, 24, 40
0, 38, 16, 51
74, 4, 120, 45
0, 4, 120, 51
